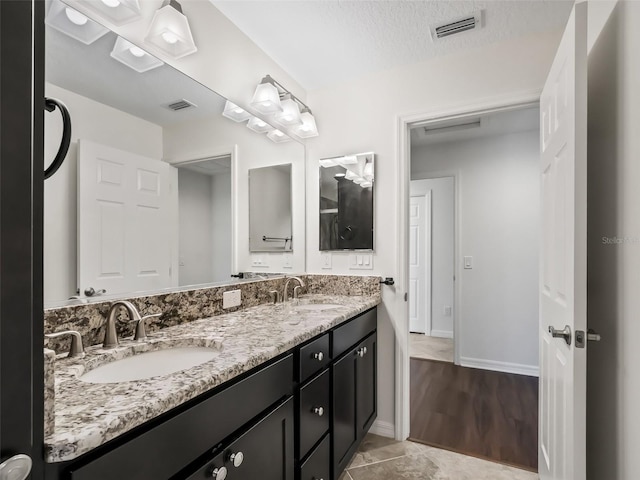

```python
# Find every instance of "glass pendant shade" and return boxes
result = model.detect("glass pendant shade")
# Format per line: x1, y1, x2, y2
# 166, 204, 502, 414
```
275, 95, 302, 127
360, 181, 373, 188
222, 101, 252, 122
144, 1, 197, 59
250, 82, 283, 114
363, 161, 374, 181
110, 37, 164, 73
345, 170, 359, 181
247, 116, 274, 133
45, 0, 109, 45
72, 0, 142, 26
293, 110, 319, 138
267, 129, 291, 143
336, 155, 358, 166
319, 159, 338, 168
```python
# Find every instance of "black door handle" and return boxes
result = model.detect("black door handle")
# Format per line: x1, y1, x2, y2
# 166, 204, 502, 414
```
44, 97, 71, 180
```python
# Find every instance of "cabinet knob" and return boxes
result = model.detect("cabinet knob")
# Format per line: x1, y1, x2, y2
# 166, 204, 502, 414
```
228, 451, 244, 467
313, 406, 324, 417
357, 347, 366, 357
313, 351, 324, 362
210, 466, 227, 480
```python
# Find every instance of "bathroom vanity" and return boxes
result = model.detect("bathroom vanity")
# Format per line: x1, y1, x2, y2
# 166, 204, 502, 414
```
43, 297, 378, 480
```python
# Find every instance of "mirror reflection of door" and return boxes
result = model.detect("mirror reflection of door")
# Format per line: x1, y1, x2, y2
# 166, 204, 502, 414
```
176, 156, 232, 285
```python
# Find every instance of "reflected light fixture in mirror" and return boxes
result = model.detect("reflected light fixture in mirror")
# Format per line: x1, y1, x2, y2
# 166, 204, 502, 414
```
110, 36, 164, 73
250, 77, 283, 114
45, 0, 109, 45
74, 0, 142, 26
247, 116, 274, 134
267, 129, 291, 143
222, 101, 252, 122
144, 0, 197, 59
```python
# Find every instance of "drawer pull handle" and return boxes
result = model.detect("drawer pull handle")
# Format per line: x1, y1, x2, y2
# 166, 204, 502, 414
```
356, 347, 367, 357
313, 406, 324, 417
313, 351, 324, 362
229, 451, 244, 467
210, 466, 227, 479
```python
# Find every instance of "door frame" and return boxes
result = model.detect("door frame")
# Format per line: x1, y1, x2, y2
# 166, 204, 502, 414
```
167, 145, 239, 277
0, 0, 45, 476
395, 90, 541, 440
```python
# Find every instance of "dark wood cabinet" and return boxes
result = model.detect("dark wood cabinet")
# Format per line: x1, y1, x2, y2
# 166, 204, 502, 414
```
184, 398, 294, 480
332, 332, 377, 480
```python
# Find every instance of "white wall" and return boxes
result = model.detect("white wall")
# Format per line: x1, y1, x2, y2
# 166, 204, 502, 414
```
163, 113, 306, 274
410, 177, 454, 338
305, 30, 561, 431
211, 172, 232, 282
178, 169, 213, 286
586, 1, 640, 478
412, 131, 540, 374
44, 82, 163, 306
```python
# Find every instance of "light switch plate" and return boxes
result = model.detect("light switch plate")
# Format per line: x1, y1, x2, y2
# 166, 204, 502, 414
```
464, 256, 473, 269
223, 290, 241, 309
321, 252, 332, 269
251, 256, 270, 268
349, 254, 373, 270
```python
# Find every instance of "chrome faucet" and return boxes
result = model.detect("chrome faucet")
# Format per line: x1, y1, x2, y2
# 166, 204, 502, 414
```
282, 276, 306, 303
103, 300, 160, 348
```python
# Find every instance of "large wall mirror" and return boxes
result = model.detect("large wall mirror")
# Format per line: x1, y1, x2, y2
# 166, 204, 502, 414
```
44, 9, 305, 307
319, 153, 375, 251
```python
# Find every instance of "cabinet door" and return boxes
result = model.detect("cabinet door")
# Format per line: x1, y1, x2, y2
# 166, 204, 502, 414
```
185, 398, 294, 480
356, 333, 377, 438
332, 350, 357, 477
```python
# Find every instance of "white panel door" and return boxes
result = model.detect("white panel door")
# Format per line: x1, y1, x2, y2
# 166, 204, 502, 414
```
538, 3, 587, 480
78, 139, 173, 298
409, 193, 431, 334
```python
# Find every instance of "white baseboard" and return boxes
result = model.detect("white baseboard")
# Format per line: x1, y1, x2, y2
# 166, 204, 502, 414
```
459, 356, 539, 377
368, 420, 395, 438
429, 330, 453, 339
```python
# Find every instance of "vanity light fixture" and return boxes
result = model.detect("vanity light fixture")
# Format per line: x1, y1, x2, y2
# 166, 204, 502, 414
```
336, 155, 358, 166
247, 116, 274, 134
267, 129, 291, 143
45, 0, 109, 45
363, 160, 374, 181
319, 159, 338, 168
222, 101, 252, 122
75, 0, 142, 26
144, 0, 197, 59
293, 107, 319, 138
274, 94, 303, 127
250, 76, 283, 114
110, 36, 164, 73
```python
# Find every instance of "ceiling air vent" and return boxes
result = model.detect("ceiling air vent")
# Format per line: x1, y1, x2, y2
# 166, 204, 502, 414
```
164, 99, 197, 112
431, 11, 482, 40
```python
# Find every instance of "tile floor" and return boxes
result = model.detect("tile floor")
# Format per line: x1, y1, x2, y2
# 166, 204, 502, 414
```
339, 434, 539, 480
409, 333, 454, 362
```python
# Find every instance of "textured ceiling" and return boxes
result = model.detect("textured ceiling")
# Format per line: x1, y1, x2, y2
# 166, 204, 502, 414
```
410, 106, 539, 147
211, 0, 573, 90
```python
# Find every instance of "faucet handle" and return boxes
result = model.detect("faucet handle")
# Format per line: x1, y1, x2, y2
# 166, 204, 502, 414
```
293, 285, 302, 299
130, 313, 161, 341
269, 290, 281, 304
45, 330, 85, 358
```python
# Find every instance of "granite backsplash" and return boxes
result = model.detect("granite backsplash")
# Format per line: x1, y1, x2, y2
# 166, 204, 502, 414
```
44, 274, 381, 354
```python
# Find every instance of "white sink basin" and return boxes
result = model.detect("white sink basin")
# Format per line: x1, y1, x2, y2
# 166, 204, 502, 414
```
294, 304, 343, 312
79, 347, 220, 384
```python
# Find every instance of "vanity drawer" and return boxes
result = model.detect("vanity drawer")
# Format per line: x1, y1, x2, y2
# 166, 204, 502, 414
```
299, 333, 330, 382
68, 354, 294, 480
300, 433, 330, 480
184, 397, 294, 480
332, 307, 376, 359
298, 369, 330, 459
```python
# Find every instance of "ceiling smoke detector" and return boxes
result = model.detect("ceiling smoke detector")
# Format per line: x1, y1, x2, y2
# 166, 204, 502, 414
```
431, 11, 483, 40
164, 99, 197, 111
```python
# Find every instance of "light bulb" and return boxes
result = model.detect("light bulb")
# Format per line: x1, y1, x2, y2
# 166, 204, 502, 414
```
283, 115, 293, 121
101, 0, 121, 7
274, 130, 284, 137
129, 46, 146, 57
256, 120, 266, 127
233, 108, 243, 114
65, 7, 88, 25
161, 31, 178, 44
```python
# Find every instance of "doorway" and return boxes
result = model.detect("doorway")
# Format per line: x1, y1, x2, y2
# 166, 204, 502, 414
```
403, 103, 541, 470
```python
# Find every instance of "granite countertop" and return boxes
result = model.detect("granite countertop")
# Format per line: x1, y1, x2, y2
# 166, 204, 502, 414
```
45, 294, 380, 463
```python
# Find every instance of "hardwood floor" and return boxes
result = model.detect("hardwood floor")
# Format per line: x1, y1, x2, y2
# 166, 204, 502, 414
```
410, 358, 539, 471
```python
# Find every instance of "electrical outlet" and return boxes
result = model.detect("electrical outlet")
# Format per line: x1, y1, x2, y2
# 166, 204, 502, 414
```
464, 256, 473, 269
282, 253, 293, 269
223, 290, 241, 309
321, 252, 332, 269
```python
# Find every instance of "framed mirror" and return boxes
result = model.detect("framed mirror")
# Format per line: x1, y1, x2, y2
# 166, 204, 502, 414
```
319, 152, 375, 251
249, 164, 293, 252
44, 16, 305, 307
